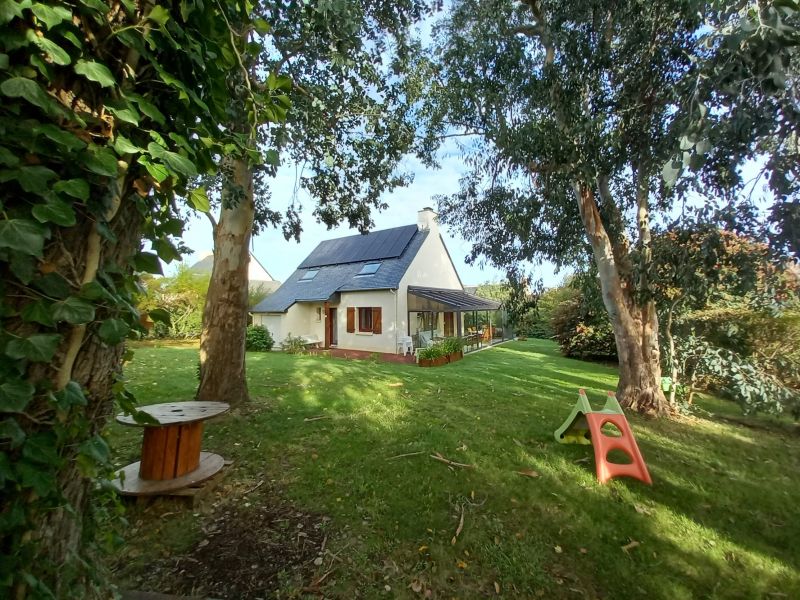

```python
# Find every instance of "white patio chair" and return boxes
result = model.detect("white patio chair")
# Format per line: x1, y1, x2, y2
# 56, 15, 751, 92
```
397, 335, 413, 356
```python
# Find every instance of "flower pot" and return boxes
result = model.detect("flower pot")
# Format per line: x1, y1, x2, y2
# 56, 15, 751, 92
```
419, 358, 434, 367
449, 351, 463, 362
434, 356, 448, 367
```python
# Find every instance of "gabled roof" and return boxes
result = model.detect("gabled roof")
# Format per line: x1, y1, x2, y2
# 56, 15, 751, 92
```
190, 252, 276, 282
252, 227, 427, 313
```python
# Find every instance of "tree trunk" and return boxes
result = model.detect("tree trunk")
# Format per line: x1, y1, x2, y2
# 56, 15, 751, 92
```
197, 157, 254, 405
576, 182, 671, 416
664, 301, 679, 408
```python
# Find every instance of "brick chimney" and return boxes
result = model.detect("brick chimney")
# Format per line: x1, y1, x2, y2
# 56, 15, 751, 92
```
417, 207, 439, 234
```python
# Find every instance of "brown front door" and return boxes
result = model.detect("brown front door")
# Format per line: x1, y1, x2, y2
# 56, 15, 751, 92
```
327, 307, 338, 347
444, 312, 454, 337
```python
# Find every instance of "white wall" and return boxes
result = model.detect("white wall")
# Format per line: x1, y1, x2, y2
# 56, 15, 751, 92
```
248, 255, 274, 282
253, 302, 324, 348
400, 233, 462, 291
335, 290, 401, 354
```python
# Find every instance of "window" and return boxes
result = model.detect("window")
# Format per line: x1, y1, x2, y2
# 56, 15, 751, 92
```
358, 307, 373, 332
315, 307, 322, 322
356, 262, 381, 276
299, 269, 319, 281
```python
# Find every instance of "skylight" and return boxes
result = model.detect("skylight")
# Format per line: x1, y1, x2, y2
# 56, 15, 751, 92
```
299, 269, 319, 281
356, 262, 381, 276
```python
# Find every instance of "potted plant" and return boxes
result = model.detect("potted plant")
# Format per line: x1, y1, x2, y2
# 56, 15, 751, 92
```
442, 337, 465, 362
418, 344, 444, 367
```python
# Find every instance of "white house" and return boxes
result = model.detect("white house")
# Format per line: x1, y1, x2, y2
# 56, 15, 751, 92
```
190, 251, 281, 295
250, 208, 502, 354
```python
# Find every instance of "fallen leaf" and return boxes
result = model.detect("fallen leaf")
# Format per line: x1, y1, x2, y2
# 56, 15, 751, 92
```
456, 560, 468, 569
494, 581, 501, 594
513, 438, 525, 447
633, 503, 654, 516
516, 469, 540, 478
554, 545, 563, 554
313, 556, 323, 566
388, 382, 403, 387
579, 547, 588, 554
621, 539, 640, 553
410, 579, 423, 593
418, 545, 429, 553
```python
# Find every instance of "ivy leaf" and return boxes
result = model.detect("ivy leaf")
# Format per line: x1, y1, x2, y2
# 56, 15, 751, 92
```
74, 59, 116, 88
35, 124, 86, 151
30, 3, 73, 29
78, 435, 110, 464
0, 418, 26, 448
0, 77, 62, 116
153, 238, 181, 262
148, 5, 170, 26
27, 29, 71, 65
0, 380, 35, 412
52, 381, 87, 409
23, 432, 60, 465
0, 165, 58, 196
6, 333, 62, 362
128, 93, 165, 125
0, 53, 9, 70
98, 318, 130, 344
81, 146, 119, 177
32, 198, 77, 226
32, 272, 71, 299
187, 187, 210, 212
147, 142, 196, 177
21, 300, 55, 326
53, 179, 90, 201
79, 280, 114, 302
133, 252, 163, 274
138, 156, 169, 183
16, 461, 56, 496
105, 100, 140, 126
0, 145, 19, 166
52, 296, 95, 324
0, 219, 48, 256
112, 135, 143, 155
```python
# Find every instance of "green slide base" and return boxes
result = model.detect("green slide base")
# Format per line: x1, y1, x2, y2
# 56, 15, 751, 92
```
554, 389, 623, 445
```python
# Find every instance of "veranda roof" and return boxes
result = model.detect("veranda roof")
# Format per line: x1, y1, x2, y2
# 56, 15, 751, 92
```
407, 286, 501, 312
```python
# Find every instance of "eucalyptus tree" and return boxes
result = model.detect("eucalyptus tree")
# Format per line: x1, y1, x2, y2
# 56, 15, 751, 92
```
0, 2, 283, 595
424, 0, 709, 415
197, 0, 429, 405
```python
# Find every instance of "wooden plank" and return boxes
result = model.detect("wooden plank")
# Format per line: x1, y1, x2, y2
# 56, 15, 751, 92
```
175, 422, 202, 477
140, 427, 168, 480
160, 425, 180, 479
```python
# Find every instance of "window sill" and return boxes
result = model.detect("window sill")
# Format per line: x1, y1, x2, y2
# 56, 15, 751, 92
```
356, 331, 374, 336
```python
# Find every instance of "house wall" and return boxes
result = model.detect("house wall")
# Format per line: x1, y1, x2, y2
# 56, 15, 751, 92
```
335, 289, 401, 354
253, 303, 325, 348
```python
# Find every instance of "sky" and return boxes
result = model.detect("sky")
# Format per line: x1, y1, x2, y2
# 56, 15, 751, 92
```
173, 149, 569, 289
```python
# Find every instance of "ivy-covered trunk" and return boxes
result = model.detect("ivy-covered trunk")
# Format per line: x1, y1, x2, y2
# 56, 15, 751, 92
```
577, 183, 670, 416
197, 157, 254, 405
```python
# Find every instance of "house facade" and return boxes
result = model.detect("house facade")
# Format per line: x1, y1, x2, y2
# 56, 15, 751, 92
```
190, 251, 281, 295
251, 208, 503, 354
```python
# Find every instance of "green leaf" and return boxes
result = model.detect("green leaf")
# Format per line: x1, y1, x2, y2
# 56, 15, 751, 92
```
16, 461, 56, 496
267, 72, 292, 92
0, 53, 9, 70
0, 451, 13, 486
74, 59, 116, 88
148, 308, 171, 325
661, 159, 682, 188
0, 165, 58, 196
148, 5, 170, 26
32, 198, 77, 226
0, 219, 47, 256
128, 94, 165, 124
0, 418, 26, 448
10, 254, 36, 283
153, 238, 181, 262
0, 77, 51, 111
98, 318, 129, 344
53, 178, 90, 201
26, 29, 71, 65
30, 3, 73, 28
133, 251, 163, 274
112, 135, 142, 155
23, 432, 59, 465
0, 380, 35, 412
35, 124, 86, 151
79, 280, 113, 302
138, 156, 169, 183
21, 300, 55, 326
52, 381, 86, 409
6, 333, 61, 362
33, 272, 71, 298
79, 435, 110, 464
188, 187, 210, 212
253, 18, 271, 35
52, 296, 95, 324
0, 146, 18, 166
105, 101, 140, 126
147, 142, 197, 177
81, 146, 119, 177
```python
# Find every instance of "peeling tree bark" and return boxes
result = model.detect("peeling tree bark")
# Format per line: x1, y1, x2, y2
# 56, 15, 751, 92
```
197, 157, 254, 405
575, 182, 671, 416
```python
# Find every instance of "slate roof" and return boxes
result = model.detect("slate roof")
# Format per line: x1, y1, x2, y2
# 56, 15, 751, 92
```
408, 286, 501, 311
252, 227, 428, 313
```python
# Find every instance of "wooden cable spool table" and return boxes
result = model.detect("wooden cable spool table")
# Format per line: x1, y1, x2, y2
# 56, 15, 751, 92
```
112, 401, 229, 496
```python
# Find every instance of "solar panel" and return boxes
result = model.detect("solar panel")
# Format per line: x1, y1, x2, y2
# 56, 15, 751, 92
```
299, 225, 418, 269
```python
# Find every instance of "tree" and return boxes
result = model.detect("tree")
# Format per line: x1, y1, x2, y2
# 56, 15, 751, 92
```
197, 0, 429, 405
138, 266, 210, 339
425, 0, 708, 414
0, 2, 284, 595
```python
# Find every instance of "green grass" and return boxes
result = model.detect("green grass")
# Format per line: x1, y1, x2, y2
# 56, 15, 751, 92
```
110, 339, 800, 598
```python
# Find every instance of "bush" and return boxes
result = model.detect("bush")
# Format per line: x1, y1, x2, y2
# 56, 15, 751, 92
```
515, 286, 577, 339
245, 325, 274, 352
440, 337, 465, 354
551, 296, 617, 360
281, 333, 307, 354
418, 345, 445, 360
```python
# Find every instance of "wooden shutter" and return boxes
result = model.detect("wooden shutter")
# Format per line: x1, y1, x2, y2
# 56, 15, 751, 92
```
444, 312, 454, 337
372, 307, 382, 334
346, 307, 355, 333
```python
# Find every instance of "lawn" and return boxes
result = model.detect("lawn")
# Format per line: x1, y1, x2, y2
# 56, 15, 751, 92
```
108, 339, 800, 599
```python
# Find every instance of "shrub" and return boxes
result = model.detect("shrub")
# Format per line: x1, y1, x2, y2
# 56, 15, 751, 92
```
281, 333, 307, 354
440, 337, 465, 354
418, 345, 445, 360
552, 296, 617, 360
245, 325, 274, 352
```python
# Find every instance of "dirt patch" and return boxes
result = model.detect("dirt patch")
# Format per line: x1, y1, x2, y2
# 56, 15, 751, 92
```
137, 490, 329, 599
